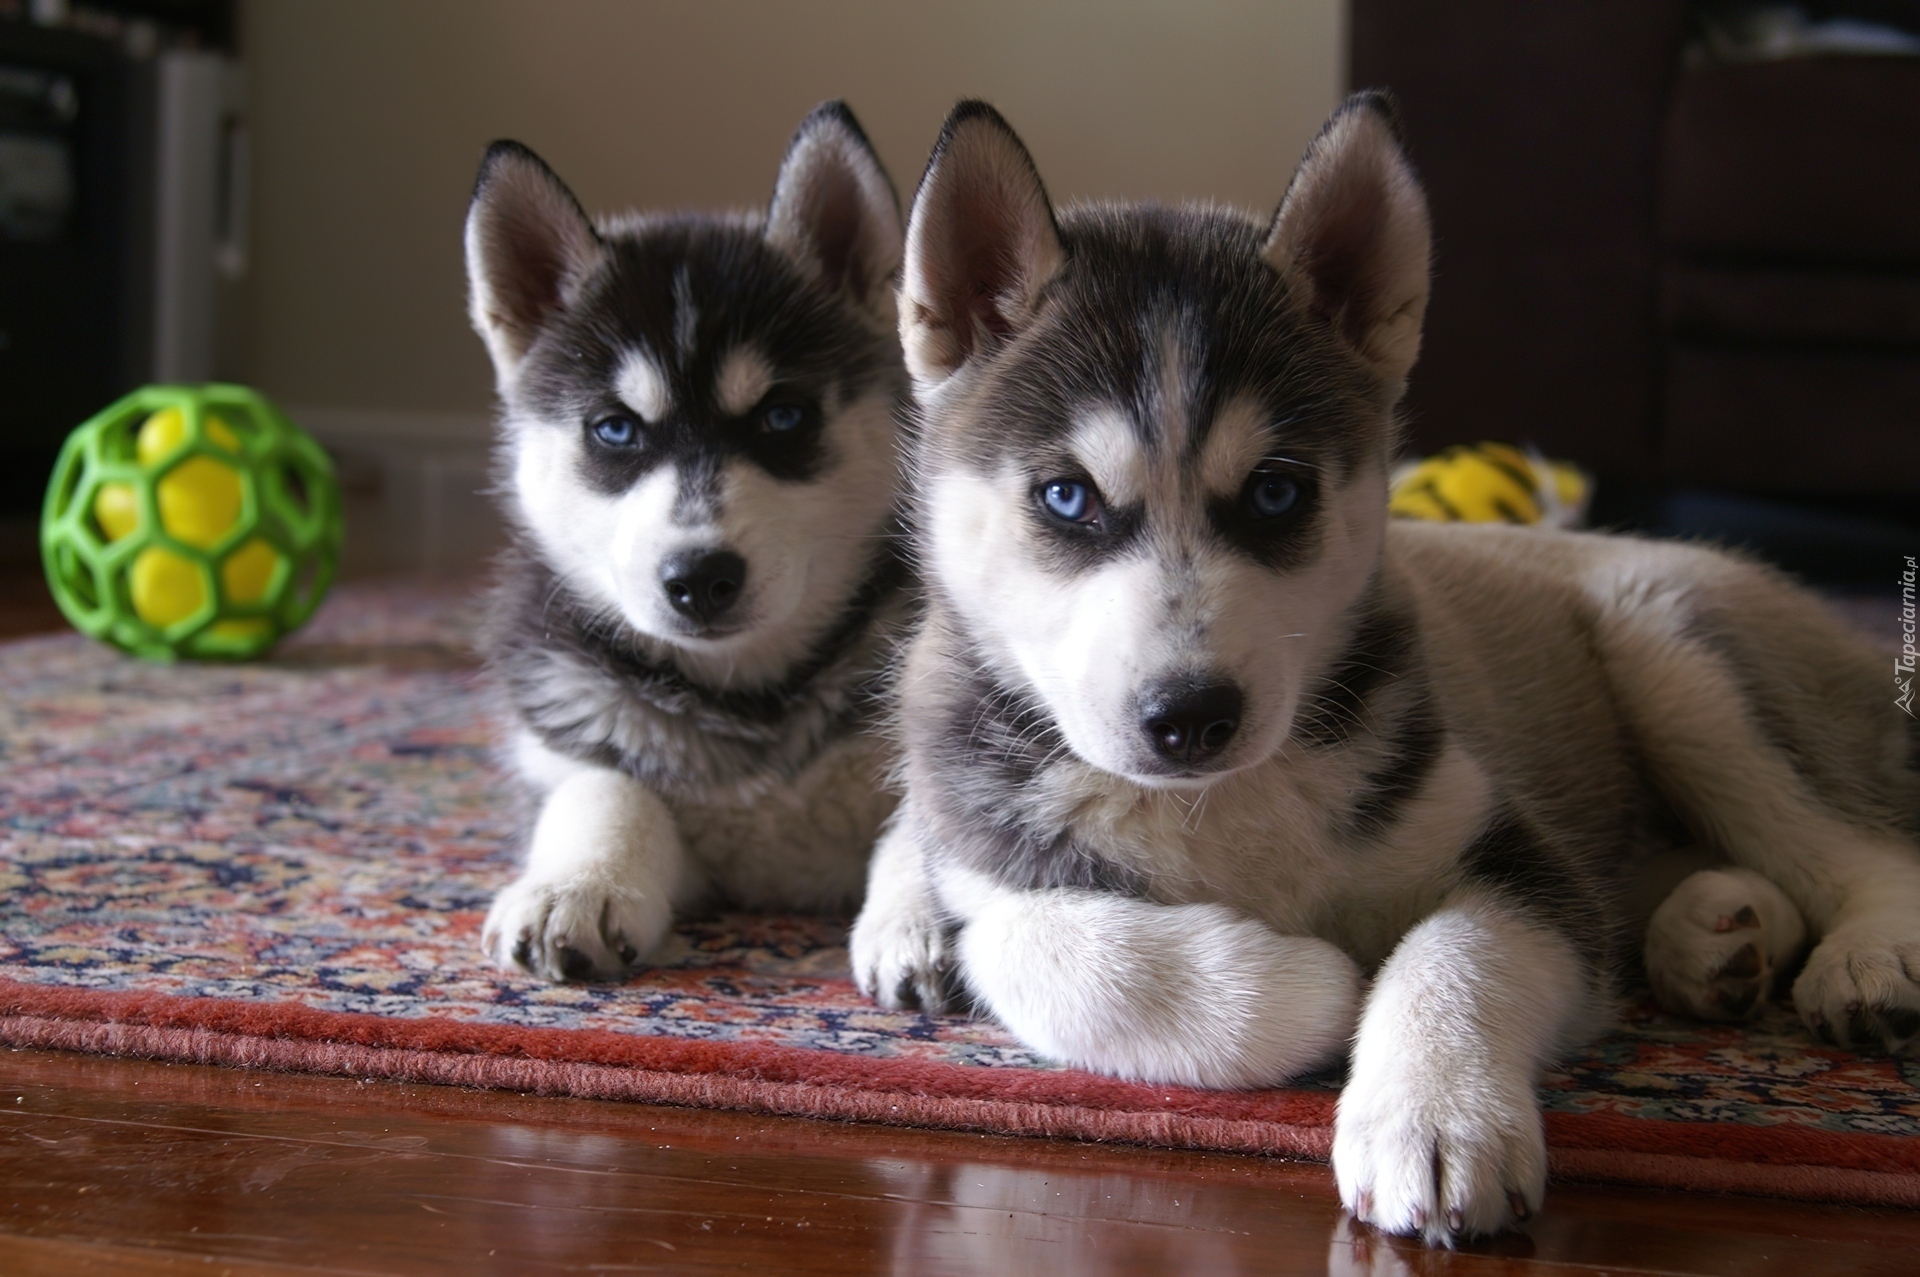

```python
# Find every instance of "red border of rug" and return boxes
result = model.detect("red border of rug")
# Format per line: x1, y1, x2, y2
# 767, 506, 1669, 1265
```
2, 977, 1916, 1209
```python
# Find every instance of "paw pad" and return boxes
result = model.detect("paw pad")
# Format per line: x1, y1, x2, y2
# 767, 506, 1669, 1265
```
1718, 942, 1761, 979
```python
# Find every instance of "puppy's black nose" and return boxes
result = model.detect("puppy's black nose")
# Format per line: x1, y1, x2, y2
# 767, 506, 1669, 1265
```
1140, 679, 1243, 766
660, 549, 747, 626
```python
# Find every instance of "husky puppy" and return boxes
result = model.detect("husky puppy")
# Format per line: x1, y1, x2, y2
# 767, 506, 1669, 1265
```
851, 94, 1920, 1244
467, 102, 911, 982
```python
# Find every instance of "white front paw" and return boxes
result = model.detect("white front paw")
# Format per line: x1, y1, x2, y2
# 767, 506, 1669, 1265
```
482, 767, 682, 983
481, 869, 671, 981
1333, 1066, 1545, 1247
1792, 920, 1920, 1053
849, 896, 956, 1012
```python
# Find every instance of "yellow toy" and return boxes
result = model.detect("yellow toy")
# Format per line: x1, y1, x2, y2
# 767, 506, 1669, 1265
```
41, 385, 343, 661
1389, 441, 1591, 529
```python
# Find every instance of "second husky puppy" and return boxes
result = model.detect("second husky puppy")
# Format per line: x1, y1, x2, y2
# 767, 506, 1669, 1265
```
468, 103, 910, 981
853, 95, 1920, 1244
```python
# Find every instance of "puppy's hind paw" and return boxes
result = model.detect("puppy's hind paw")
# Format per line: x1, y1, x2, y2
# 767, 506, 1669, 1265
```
1793, 925, 1920, 1055
1645, 868, 1805, 1023
849, 901, 962, 1014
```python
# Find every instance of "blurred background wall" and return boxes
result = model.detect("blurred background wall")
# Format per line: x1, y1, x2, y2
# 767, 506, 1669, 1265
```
235, 0, 1345, 573
8, 2, 1913, 595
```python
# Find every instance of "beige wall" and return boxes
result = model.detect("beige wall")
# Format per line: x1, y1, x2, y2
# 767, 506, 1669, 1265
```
236, 1, 1343, 574
240, 0, 1346, 418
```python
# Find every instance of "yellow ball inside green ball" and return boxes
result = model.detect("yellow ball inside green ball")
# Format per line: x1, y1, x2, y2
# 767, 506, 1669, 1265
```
41, 385, 345, 661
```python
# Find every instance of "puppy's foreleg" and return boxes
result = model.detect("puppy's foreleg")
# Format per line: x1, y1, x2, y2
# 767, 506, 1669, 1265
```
1334, 892, 1600, 1246
948, 869, 1361, 1088
849, 805, 960, 1011
483, 734, 684, 980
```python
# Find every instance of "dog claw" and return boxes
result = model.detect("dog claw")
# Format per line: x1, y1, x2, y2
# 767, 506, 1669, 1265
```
557, 945, 594, 980
1839, 1005, 1920, 1053
1508, 1189, 1531, 1221
1446, 1206, 1464, 1233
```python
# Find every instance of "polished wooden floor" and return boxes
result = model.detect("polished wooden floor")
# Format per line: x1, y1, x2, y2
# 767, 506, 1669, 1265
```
5, 540, 1920, 1274
6, 1047, 1920, 1276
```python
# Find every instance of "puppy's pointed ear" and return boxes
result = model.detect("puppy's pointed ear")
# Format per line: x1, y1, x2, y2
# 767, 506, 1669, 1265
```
900, 101, 1063, 387
1263, 91, 1431, 389
765, 101, 903, 317
465, 141, 607, 385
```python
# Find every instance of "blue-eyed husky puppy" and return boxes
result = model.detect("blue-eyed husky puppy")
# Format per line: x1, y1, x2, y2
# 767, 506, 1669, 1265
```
467, 103, 911, 982
852, 94, 1920, 1245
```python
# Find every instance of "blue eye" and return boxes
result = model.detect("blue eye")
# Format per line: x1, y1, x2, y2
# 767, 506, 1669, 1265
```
1042, 480, 1096, 523
1246, 471, 1301, 518
763, 403, 805, 433
592, 415, 638, 447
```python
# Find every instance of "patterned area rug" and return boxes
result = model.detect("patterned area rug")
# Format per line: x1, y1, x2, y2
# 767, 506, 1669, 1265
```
3, 582, 1917, 1208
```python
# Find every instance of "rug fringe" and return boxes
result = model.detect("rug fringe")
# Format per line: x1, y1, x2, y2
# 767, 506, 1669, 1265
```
7, 1010, 1920, 1209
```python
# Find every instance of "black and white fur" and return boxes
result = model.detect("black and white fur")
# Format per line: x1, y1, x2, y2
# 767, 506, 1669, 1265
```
468, 103, 911, 981
851, 95, 1920, 1245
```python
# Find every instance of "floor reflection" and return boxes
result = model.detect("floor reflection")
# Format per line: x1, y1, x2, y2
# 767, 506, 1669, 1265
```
873, 1158, 1264, 1276
1327, 1212, 1540, 1275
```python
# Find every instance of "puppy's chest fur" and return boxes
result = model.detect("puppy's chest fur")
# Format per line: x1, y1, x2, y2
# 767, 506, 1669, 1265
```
671, 729, 896, 910
488, 548, 903, 795
485, 547, 907, 903
906, 619, 1490, 968
1025, 748, 1483, 967
908, 534, 1661, 969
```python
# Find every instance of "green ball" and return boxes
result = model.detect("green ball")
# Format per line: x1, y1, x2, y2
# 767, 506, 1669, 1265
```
40, 384, 345, 661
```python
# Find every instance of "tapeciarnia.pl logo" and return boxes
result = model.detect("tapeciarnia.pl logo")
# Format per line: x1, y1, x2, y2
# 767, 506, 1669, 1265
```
1900, 556, 1917, 717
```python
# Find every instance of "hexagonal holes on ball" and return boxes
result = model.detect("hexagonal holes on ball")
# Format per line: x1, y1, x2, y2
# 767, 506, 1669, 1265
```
140, 407, 242, 464
90, 409, 145, 467
156, 455, 246, 550
221, 537, 283, 606
48, 540, 102, 615
128, 544, 213, 629
90, 480, 141, 545
265, 460, 324, 545
287, 555, 326, 620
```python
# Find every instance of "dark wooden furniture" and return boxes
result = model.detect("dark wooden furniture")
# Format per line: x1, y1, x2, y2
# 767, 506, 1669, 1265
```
1350, 3, 1920, 501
